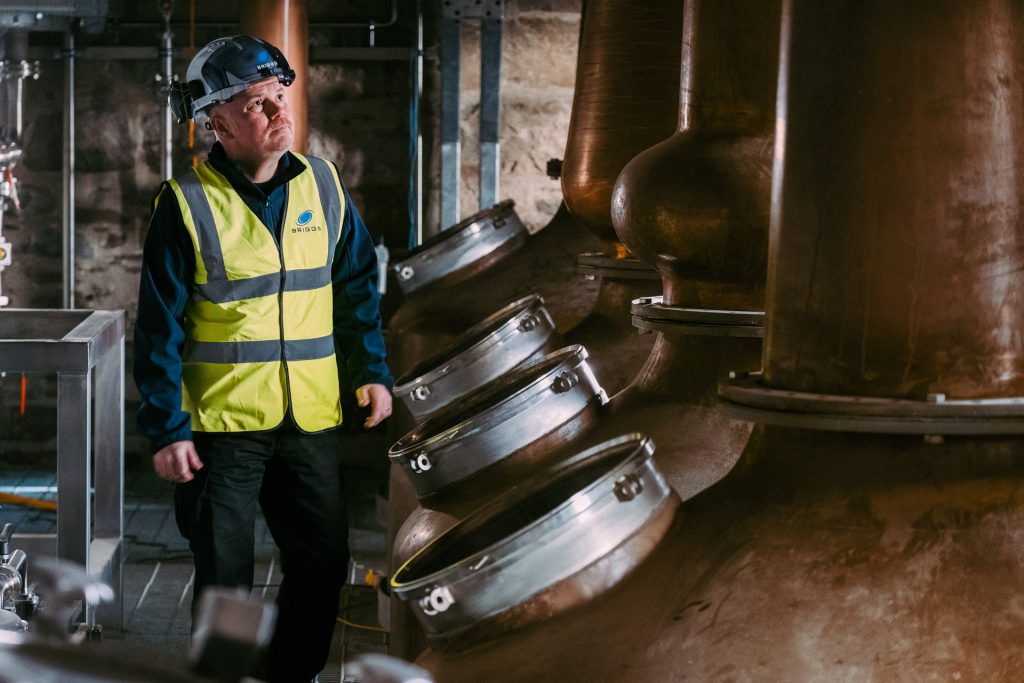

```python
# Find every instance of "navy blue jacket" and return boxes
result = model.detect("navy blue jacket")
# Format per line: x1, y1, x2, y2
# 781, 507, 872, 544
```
134, 143, 393, 453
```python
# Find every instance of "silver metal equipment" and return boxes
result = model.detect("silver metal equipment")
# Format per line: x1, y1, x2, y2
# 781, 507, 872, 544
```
0, 524, 39, 625
393, 294, 560, 422
391, 200, 528, 296
0, 309, 125, 632
390, 344, 607, 499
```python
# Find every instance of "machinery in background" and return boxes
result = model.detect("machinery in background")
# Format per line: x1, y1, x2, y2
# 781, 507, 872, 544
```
0, 32, 38, 309
0, 524, 38, 629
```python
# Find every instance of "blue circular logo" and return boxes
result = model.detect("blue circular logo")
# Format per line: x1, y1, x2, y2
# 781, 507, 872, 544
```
297, 210, 314, 226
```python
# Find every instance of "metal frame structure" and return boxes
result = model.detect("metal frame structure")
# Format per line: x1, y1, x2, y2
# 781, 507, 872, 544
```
0, 309, 125, 631
440, 0, 504, 229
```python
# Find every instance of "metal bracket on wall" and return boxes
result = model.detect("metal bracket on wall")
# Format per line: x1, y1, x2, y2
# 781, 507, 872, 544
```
439, 0, 504, 231
442, 0, 503, 20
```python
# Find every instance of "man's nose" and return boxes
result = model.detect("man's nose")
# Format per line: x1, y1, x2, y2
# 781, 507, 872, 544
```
266, 98, 287, 118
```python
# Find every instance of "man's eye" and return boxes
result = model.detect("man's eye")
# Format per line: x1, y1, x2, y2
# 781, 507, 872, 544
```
246, 100, 264, 112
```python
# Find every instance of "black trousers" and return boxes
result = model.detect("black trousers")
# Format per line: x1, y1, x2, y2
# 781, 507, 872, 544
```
175, 422, 348, 683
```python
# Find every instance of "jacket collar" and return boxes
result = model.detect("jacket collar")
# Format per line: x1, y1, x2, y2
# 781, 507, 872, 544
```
206, 142, 307, 198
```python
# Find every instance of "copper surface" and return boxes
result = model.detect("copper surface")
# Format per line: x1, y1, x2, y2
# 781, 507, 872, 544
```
563, 276, 658, 395
417, 429, 1024, 681
611, 0, 780, 309
240, 0, 309, 152
580, 331, 761, 500
561, 0, 683, 248
763, 0, 1024, 399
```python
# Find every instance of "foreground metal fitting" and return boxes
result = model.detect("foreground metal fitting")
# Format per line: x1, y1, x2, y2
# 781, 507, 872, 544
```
391, 433, 678, 651
389, 345, 607, 499
393, 294, 560, 423
390, 200, 528, 297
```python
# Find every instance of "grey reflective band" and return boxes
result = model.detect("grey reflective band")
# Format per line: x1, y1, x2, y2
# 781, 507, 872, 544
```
193, 267, 331, 303
304, 155, 342, 263
177, 170, 227, 282
184, 334, 335, 364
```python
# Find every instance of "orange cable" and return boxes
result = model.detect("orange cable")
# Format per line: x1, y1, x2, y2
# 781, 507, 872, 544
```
18, 374, 25, 415
336, 616, 388, 634
0, 493, 56, 512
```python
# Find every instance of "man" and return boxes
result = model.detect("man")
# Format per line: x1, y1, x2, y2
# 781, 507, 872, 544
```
133, 35, 393, 682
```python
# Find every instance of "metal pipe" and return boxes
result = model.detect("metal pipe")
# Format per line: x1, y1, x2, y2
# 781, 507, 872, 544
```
159, 1, 173, 180
240, 0, 309, 153
439, 17, 461, 231
414, 0, 423, 246
112, 0, 399, 30
478, 17, 501, 210
62, 29, 74, 310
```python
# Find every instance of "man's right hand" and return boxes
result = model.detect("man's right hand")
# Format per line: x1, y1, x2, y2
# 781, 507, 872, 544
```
153, 440, 203, 483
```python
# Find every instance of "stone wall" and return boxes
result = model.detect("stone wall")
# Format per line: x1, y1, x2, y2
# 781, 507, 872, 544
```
0, 0, 582, 460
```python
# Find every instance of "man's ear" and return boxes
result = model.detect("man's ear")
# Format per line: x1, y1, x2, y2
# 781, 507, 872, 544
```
208, 112, 232, 139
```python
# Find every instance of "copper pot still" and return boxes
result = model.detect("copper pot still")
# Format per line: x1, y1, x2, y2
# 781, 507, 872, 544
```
558, 0, 686, 392
578, 0, 780, 500
409, 0, 1024, 678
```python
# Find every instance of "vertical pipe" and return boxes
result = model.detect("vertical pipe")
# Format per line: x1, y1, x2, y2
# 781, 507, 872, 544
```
240, 0, 309, 153
159, 7, 173, 180
415, 0, 424, 246
62, 30, 75, 310
478, 17, 501, 210
440, 17, 461, 230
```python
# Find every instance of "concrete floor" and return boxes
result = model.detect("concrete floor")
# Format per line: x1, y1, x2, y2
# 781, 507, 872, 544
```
0, 456, 391, 682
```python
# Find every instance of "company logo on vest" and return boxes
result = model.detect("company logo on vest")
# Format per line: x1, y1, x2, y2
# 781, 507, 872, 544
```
292, 209, 322, 233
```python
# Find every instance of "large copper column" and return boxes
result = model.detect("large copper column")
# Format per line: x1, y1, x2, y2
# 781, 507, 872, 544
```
240, 0, 309, 153
687, 0, 1024, 678
579, 0, 779, 499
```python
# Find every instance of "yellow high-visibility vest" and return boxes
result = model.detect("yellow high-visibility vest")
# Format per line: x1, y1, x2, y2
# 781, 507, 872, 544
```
166, 153, 345, 433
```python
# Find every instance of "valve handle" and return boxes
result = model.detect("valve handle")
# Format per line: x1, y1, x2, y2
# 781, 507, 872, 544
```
0, 522, 12, 557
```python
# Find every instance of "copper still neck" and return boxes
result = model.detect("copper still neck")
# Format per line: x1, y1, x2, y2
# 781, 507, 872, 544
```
561, 0, 683, 250
611, 0, 781, 309
240, 0, 309, 153
764, 0, 1024, 399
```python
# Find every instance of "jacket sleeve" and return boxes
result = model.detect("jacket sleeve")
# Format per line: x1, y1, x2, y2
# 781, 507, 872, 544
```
332, 181, 395, 392
133, 185, 195, 453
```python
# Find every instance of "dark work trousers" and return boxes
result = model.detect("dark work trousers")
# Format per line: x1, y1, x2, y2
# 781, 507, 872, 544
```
174, 421, 348, 683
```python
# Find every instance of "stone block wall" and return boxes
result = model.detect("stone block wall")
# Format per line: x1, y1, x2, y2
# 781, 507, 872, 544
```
0, 0, 582, 461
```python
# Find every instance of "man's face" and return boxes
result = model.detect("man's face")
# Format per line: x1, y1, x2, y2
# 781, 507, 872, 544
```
210, 78, 294, 162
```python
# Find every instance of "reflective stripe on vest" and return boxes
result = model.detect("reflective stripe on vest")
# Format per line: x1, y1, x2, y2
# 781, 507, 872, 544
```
168, 153, 346, 433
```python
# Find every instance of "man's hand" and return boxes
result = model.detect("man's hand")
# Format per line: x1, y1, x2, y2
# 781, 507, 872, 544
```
153, 440, 203, 483
356, 383, 392, 429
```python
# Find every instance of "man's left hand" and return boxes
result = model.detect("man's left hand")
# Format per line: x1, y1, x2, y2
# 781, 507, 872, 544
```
356, 383, 392, 428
